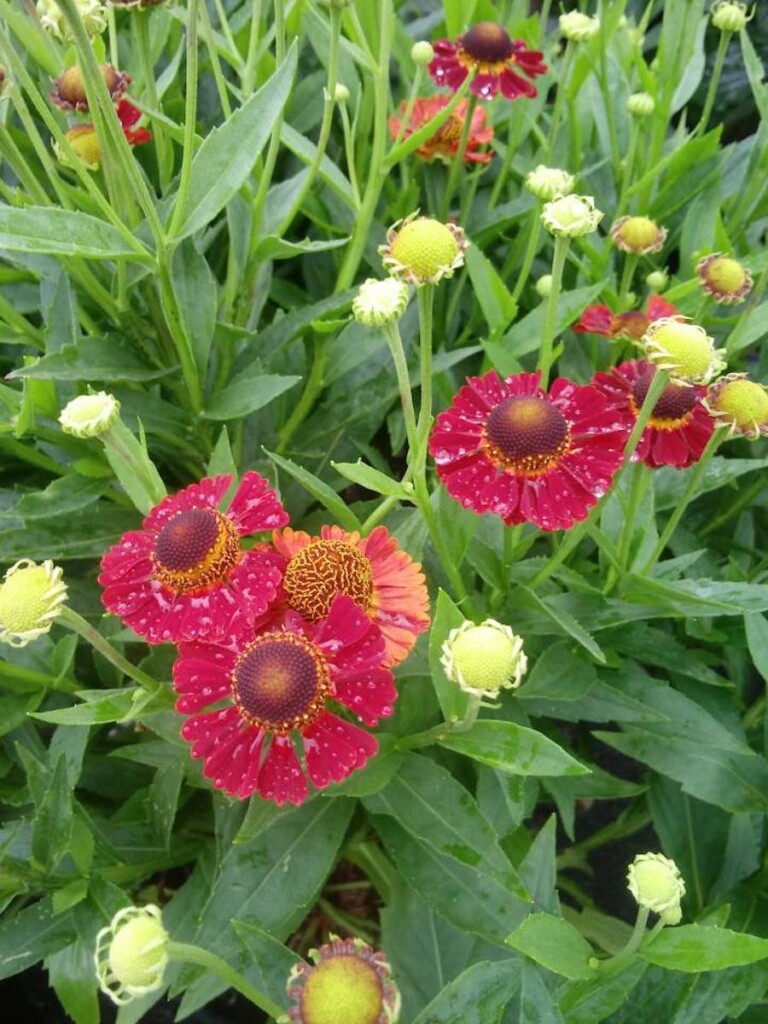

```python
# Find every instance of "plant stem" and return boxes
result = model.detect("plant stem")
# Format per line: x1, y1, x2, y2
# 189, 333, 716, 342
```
275, 334, 328, 454
382, 319, 419, 454
546, 41, 574, 157
168, 0, 200, 238
538, 234, 570, 388
618, 906, 650, 957
167, 942, 285, 1021
617, 253, 639, 310
133, 10, 173, 192
439, 93, 478, 220
695, 30, 730, 136
509, 211, 543, 304
59, 608, 159, 691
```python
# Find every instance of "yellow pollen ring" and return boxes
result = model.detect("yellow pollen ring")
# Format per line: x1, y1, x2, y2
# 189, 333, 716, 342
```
152, 510, 241, 595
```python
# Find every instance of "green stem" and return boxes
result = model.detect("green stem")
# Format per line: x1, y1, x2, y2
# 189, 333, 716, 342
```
168, 0, 200, 238
619, 906, 650, 957
618, 253, 639, 310
616, 461, 650, 575
695, 31, 730, 136
439, 93, 478, 220
59, 607, 159, 691
133, 11, 173, 192
393, 66, 424, 146
241, 0, 263, 97
640, 426, 726, 573
275, 335, 328, 454
382, 319, 419, 455
547, 41, 574, 157
339, 101, 362, 208
538, 235, 570, 388
167, 942, 284, 1021
415, 285, 434, 447
618, 120, 639, 212
509, 211, 543, 304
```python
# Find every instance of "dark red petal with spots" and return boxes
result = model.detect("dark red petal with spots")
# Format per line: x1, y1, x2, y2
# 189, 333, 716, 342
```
227, 470, 289, 535
303, 713, 378, 789
257, 737, 308, 806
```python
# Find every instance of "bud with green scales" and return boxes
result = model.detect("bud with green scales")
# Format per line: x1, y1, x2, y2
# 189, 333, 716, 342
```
0, 560, 67, 647
441, 619, 528, 699
95, 905, 169, 1005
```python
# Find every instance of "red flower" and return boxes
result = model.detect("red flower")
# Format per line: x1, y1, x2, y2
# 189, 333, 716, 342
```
99, 473, 288, 644
429, 370, 631, 531
173, 595, 396, 805
574, 295, 679, 341
388, 96, 494, 164
270, 525, 430, 667
592, 360, 715, 469
429, 22, 547, 101
117, 98, 152, 145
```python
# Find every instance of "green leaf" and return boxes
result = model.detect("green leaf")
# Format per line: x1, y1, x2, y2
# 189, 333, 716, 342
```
149, 760, 185, 850
518, 586, 606, 663
264, 449, 361, 531
170, 240, 218, 378
670, 16, 708, 112
202, 375, 300, 420
428, 588, 471, 722
745, 612, 768, 684
1, 476, 107, 521
622, 575, 768, 617
331, 460, 413, 500
443, 0, 479, 37
33, 688, 147, 725
47, 941, 99, 1024
640, 925, 768, 972
253, 236, 348, 261
506, 914, 597, 980
412, 960, 521, 1024
231, 921, 300, 1013
464, 243, 517, 339
32, 755, 73, 874
440, 721, 590, 778
0, 898, 76, 980
169, 43, 298, 239
559, 958, 648, 1024
0, 206, 151, 260
516, 642, 598, 703
491, 284, 605, 366
7, 337, 173, 382
740, 29, 768, 120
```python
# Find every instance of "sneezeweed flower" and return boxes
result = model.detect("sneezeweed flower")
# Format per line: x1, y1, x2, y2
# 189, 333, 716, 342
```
707, 374, 768, 439
388, 96, 494, 165
592, 361, 715, 468
59, 391, 120, 437
283, 935, 401, 1024
640, 318, 726, 385
696, 253, 753, 304
541, 194, 603, 238
99, 473, 287, 644
627, 853, 686, 925
380, 214, 467, 286
428, 22, 547, 101
353, 278, 409, 327
574, 294, 679, 342
271, 525, 430, 666
611, 216, 667, 255
173, 595, 397, 804
55, 100, 152, 170
0, 560, 67, 647
525, 165, 575, 202
559, 11, 601, 41
710, 1, 753, 32
95, 905, 169, 1005
627, 91, 655, 117
37, 0, 107, 38
429, 370, 631, 531
50, 64, 130, 112
441, 619, 527, 698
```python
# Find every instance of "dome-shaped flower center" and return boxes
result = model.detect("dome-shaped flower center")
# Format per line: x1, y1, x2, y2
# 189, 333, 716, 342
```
108, 914, 168, 990
283, 540, 374, 622
630, 367, 697, 427
300, 954, 384, 1024
614, 216, 662, 252
705, 257, 748, 295
460, 21, 515, 64
712, 379, 768, 429
390, 219, 460, 281
0, 561, 66, 642
231, 633, 330, 732
152, 508, 240, 594
630, 859, 682, 908
484, 395, 571, 475
448, 623, 525, 695
645, 321, 720, 382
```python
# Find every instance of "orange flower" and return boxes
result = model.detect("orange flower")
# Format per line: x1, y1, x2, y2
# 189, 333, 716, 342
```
271, 524, 430, 666
388, 96, 494, 164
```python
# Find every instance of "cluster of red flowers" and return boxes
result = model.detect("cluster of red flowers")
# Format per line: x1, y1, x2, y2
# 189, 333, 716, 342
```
51, 63, 152, 157
430, 358, 715, 532
99, 474, 429, 805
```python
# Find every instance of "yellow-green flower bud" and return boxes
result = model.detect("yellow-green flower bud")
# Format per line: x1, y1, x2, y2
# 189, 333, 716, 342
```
525, 165, 575, 202
559, 11, 601, 40
696, 253, 752, 304
711, 1, 752, 32
611, 215, 667, 254
641, 317, 726, 385
627, 852, 685, 918
59, 392, 120, 437
0, 560, 67, 647
627, 92, 655, 117
411, 41, 435, 66
441, 619, 527, 699
334, 83, 350, 103
37, 0, 107, 39
541, 194, 603, 238
535, 274, 553, 298
352, 278, 409, 327
646, 269, 669, 291
380, 214, 467, 286
707, 373, 768, 439
95, 905, 169, 1006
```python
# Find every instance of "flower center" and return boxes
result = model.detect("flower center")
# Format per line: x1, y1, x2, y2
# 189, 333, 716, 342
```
283, 540, 374, 621
706, 257, 747, 294
231, 632, 330, 732
460, 21, 515, 63
615, 216, 661, 251
301, 954, 384, 1024
152, 508, 241, 595
630, 367, 697, 428
648, 322, 714, 379
483, 395, 571, 475
713, 379, 768, 429
390, 218, 460, 281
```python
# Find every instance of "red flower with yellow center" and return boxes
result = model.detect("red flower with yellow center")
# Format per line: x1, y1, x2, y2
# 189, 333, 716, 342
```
430, 370, 631, 531
429, 21, 547, 101
592, 360, 715, 469
173, 595, 396, 805
99, 473, 288, 644
574, 295, 679, 341
388, 96, 494, 164
270, 525, 430, 666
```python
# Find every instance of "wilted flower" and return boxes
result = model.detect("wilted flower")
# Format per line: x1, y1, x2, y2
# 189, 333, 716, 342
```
283, 935, 401, 1024
627, 853, 686, 924
389, 96, 494, 165
640, 318, 726, 385
59, 391, 120, 437
37, 0, 107, 38
525, 165, 575, 202
627, 92, 655, 117
710, 1, 753, 33
696, 253, 753, 304
441, 619, 527, 698
574, 295, 680, 342
0, 560, 67, 647
380, 214, 467, 286
50, 64, 130, 112
611, 216, 667, 254
94, 905, 169, 1005
428, 21, 547, 101
559, 11, 601, 41
541, 194, 603, 237
707, 374, 768, 439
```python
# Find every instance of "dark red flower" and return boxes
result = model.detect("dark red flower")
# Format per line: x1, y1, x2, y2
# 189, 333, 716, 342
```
573, 295, 679, 341
429, 22, 547, 101
173, 595, 397, 805
99, 473, 288, 644
429, 370, 631, 531
592, 360, 715, 469
116, 98, 152, 145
